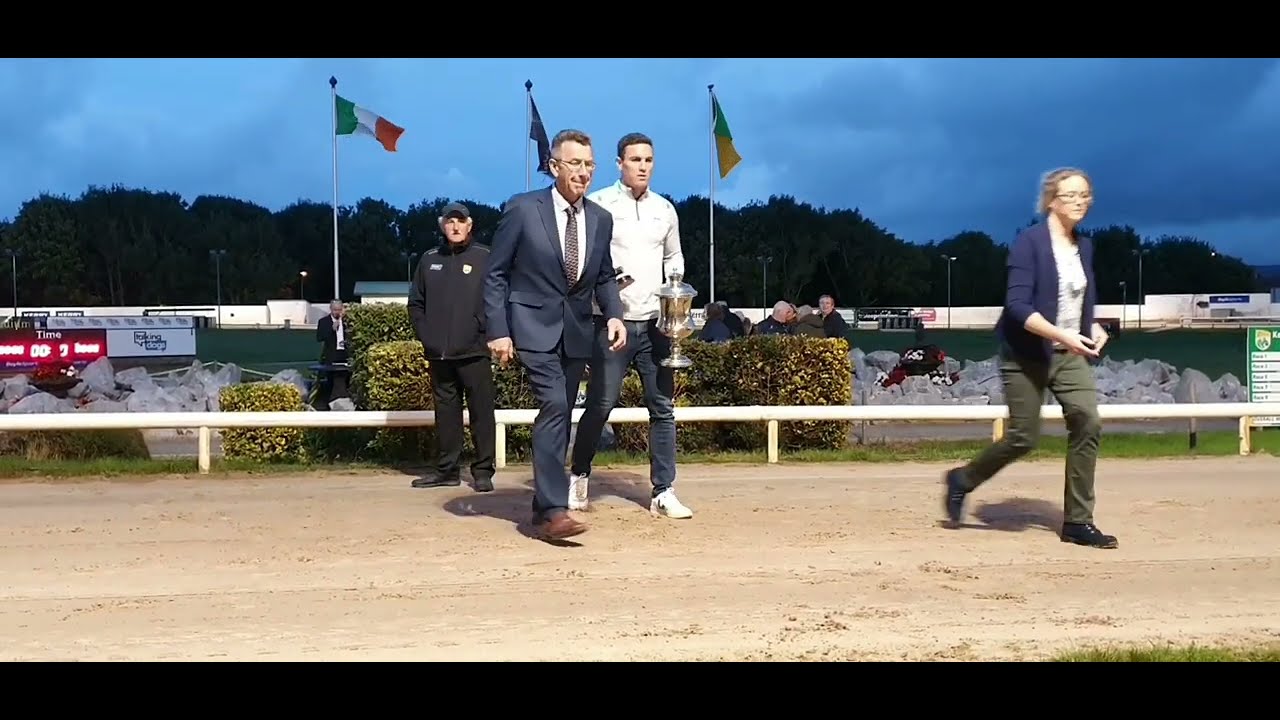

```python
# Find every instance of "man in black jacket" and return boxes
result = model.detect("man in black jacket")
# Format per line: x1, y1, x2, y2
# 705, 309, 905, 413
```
406, 202, 496, 492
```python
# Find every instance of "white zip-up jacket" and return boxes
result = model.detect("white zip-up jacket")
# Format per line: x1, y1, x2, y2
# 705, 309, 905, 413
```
587, 180, 685, 321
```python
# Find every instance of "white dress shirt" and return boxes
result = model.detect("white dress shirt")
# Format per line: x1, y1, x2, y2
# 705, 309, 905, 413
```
587, 180, 685, 321
550, 186, 586, 283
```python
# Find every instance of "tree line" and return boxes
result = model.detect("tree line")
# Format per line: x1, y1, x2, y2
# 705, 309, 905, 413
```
0, 184, 1267, 310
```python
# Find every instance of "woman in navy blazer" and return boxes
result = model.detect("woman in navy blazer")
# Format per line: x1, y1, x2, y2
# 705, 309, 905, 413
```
943, 168, 1119, 550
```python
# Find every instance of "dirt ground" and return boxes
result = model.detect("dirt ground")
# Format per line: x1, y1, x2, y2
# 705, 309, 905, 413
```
1, 456, 1278, 662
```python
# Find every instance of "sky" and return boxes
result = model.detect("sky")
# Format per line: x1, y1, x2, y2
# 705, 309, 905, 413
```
3, 57, 1279, 265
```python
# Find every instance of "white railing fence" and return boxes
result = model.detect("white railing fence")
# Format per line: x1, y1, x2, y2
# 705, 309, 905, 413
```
1, 402, 1278, 474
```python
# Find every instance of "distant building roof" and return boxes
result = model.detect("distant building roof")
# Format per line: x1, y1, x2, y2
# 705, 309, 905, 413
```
353, 281, 410, 297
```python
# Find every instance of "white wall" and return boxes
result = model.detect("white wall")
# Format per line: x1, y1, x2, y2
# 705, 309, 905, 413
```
910, 293, 1280, 329
3, 293, 1277, 330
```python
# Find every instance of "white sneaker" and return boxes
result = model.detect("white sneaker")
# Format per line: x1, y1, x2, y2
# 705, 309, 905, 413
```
568, 473, 590, 511
650, 489, 693, 519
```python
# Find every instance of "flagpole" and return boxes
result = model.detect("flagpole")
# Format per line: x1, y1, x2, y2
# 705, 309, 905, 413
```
707, 84, 716, 304
525, 80, 533, 191
329, 75, 341, 301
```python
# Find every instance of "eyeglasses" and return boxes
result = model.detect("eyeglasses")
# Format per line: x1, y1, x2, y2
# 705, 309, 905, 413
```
554, 159, 596, 171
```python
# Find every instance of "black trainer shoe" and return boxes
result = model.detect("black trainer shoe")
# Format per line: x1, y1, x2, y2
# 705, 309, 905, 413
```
472, 475, 495, 493
1060, 522, 1118, 549
943, 467, 968, 527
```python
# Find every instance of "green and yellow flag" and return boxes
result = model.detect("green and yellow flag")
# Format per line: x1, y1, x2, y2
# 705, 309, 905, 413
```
712, 95, 742, 179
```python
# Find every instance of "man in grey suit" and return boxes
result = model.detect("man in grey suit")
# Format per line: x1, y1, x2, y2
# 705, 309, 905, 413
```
484, 128, 626, 541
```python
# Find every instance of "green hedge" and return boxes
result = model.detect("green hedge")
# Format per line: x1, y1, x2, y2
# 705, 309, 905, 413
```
355, 339, 540, 462
220, 303, 854, 463
342, 303, 414, 409
219, 382, 309, 462
610, 335, 853, 453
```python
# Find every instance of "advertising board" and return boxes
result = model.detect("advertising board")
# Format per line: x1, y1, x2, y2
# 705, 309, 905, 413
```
1247, 326, 1280, 427
0, 328, 108, 372
44, 315, 197, 359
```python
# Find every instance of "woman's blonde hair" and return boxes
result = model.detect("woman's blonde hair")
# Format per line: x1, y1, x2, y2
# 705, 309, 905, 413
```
1036, 167, 1092, 215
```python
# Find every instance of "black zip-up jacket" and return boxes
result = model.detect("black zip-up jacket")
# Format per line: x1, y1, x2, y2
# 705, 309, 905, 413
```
407, 238, 491, 361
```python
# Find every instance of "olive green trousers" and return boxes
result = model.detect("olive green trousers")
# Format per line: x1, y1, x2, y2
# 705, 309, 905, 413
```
960, 349, 1102, 525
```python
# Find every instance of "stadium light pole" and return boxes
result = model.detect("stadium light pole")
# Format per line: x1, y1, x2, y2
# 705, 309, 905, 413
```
401, 251, 417, 283
941, 254, 956, 329
210, 249, 227, 328
757, 255, 772, 310
1119, 281, 1127, 329
1132, 247, 1149, 329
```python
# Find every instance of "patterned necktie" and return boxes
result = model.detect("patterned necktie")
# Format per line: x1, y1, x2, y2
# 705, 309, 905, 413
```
564, 206, 579, 284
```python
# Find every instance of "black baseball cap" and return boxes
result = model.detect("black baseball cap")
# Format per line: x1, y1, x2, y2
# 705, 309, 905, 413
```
441, 202, 470, 219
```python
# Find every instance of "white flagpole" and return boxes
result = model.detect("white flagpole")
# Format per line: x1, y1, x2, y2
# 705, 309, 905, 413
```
329, 75, 341, 300
707, 84, 716, 303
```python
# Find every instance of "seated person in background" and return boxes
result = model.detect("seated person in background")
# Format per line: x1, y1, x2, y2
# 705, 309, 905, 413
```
792, 304, 826, 338
699, 302, 733, 342
717, 300, 745, 337
818, 294, 850, 339
754, 301, 795, 335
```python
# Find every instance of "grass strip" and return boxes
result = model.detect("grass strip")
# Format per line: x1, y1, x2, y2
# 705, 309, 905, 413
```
1050, 642, 1280, 662
0, 429, 1273, 480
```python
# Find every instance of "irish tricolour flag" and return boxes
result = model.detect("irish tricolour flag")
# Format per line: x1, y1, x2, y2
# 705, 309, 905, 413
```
334, 94, 405, 152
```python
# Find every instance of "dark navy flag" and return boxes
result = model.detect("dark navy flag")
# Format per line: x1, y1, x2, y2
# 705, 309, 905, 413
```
529, 95, 552, 177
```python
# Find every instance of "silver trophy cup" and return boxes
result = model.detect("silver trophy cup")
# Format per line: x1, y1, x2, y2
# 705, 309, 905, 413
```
656, 272, 698, 368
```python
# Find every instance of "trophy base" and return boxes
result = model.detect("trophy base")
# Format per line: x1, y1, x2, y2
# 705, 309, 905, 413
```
660, 355, 693, 369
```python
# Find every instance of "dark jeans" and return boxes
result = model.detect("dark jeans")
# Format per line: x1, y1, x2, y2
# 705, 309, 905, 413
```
571, 318, 676, 497
959, 349, 1102, 524
428, 356, 496, 481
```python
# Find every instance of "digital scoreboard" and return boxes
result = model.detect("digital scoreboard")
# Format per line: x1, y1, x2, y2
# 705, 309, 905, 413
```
0, 328, 108, 372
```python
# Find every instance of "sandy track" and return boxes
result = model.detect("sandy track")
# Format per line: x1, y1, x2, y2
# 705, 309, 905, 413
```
1, 457, 1278, 662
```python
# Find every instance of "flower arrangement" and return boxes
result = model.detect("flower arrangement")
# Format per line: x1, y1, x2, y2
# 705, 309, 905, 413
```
30, 359, 82, 398
31, 359, 77, 382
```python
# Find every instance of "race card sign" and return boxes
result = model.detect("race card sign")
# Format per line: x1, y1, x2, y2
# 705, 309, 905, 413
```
1247, 326, 1280, 427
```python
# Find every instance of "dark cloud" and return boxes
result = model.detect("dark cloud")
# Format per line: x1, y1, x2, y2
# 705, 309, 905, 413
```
752, 58, 1280, 258
3, 58, 1277, 266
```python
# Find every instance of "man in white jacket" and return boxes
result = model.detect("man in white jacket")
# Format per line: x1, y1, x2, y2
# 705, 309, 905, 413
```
567, 132, 693, 519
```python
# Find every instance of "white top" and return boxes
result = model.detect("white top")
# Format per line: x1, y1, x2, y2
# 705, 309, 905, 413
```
587, 180, 685, 320
550, 186, 586, 283
1051, 240, 1087, 347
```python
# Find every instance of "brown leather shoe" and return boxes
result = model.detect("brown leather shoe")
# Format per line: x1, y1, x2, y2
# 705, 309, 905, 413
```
536, 512, 587, 540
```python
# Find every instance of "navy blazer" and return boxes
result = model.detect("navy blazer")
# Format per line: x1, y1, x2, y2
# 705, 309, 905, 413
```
482, 186, 624, 359
995, 222, 1097, 363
